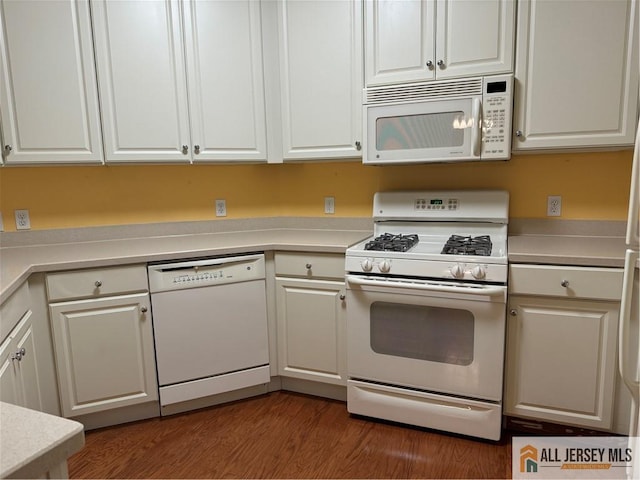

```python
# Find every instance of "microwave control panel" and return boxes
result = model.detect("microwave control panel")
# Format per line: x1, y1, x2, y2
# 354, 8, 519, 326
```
481, 76, 513, 160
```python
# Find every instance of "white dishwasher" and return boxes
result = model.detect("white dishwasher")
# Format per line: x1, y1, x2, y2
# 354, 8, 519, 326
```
148, 253, 270, 411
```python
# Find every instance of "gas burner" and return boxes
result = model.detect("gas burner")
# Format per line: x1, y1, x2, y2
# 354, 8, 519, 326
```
365, 233, 419, 252
441, 235, 492, 256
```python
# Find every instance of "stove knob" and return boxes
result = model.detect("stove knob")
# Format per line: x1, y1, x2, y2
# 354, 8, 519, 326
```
379, 260, 391, 273
471, 265, 486, 280
450, 264, 465, 279
361, 258, 373, 272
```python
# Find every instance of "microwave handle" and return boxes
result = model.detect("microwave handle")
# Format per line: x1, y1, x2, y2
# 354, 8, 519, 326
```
472, 98, 482, 157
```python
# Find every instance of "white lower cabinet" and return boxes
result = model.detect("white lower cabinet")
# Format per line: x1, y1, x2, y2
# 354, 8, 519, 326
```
275, 252, 347, 386
505, 264, 624, 430
0, 311, 43, 411
47, 266, 158, 418
0, 283, 44, 411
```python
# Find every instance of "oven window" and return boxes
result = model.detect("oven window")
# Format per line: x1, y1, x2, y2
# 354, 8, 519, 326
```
370, 302, 474, 366
376, 112, 466, 151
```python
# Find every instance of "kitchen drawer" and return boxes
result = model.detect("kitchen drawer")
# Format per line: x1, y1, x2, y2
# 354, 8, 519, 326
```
509, 264, 623, 301
46, 265, 148, 301
275, 252, 345, 280
0, 282, 31, 343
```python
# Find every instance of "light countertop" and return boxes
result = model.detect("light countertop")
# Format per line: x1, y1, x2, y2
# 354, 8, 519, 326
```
0, 219, 372, 303
1, 218, 631, 305
0, 401, 84, 479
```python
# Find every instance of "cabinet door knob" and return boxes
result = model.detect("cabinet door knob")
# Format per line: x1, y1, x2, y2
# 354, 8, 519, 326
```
515, 130, 523, 137
4, 145, 12, 153
140, 306, 148, 313
182, 145, 189, 154
426, 60, 433, 69
509, 309, 517, 316
339, 294, 346, 301
305, 263, 312, 269
437, 60, 445, 68
12, 347, 26, 361
95, 280, 102, 288
561, 280, 570, 288
355, 141, 361, 151
194, 145, 200, 154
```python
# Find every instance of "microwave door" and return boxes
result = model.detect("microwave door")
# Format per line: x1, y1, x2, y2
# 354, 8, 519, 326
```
366, 98, 480, 164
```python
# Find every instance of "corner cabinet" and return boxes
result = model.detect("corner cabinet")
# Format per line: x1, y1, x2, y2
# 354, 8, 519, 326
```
0, 284, 43, 411
275, 0, 362, 160
46, 265, 158, 418
275, 252, 347, 386
91, 0, 267, 163
364, 0, 515, 86
0, 0, 103, 165
512, 0, 639, 150
505, 264, 624, 431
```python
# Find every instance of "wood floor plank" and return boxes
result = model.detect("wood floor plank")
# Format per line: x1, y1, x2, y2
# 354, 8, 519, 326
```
68, 391, 512, 479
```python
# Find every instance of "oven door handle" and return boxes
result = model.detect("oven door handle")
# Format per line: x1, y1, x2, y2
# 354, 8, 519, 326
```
346, 275, 505, 296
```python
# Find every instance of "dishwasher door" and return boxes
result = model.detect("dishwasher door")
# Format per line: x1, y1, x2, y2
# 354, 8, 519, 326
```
149, 254, 269, 407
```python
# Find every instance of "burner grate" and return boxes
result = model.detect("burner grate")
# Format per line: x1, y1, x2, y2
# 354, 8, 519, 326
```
365, 233, 419, 252
441, 235, 492, 256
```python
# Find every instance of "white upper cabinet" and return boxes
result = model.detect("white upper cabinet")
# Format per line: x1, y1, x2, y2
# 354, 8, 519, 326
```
92, 0, 267, 163
365, 0, 515, 86
0, 0, 103, 165
513, 0, 639, 151
276, 0, 362, 160
184, 0, 267, 163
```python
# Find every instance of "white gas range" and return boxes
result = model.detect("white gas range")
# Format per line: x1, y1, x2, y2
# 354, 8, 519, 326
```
345, 190, 509, 441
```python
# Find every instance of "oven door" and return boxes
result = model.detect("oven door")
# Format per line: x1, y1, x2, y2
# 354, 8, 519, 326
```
346, 275, 506, 402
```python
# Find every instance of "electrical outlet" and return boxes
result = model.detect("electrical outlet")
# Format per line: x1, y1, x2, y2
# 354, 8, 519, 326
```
0, 212, 4, 232
547, 196, 562, 217
15, 209, 31, 230
324, 196, 335, 214
215, 199, 227, 217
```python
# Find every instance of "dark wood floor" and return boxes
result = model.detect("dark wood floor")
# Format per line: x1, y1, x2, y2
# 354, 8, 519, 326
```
68, 391, 512, 479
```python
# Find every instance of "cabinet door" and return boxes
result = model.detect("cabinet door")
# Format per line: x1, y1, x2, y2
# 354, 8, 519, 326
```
0, 0, 103, 164
505, 296, 619, 430
49, 293, 158, 417
435, 0, 514, 79
0, 334, 20, 405
12, 311, 43, 412
91, 0, 191, 163
276, 278, 346, 385
277, 0, 362, 160
364, 0, 436, 86
0, 311, 43, 410
513, 0, 638, 150
184, 0, 267, 163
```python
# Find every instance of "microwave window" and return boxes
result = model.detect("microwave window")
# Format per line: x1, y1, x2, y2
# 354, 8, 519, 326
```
376, 111, 466, 151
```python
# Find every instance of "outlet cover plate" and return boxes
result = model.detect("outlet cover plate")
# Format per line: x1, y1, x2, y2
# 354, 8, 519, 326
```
324, 196, 335, 214
547, 196, 562, 217
15, 209, 31, 230
215, 199, 227, 217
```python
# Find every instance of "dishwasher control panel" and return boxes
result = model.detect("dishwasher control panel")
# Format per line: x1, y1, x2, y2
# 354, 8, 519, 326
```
148, 253, 265, 293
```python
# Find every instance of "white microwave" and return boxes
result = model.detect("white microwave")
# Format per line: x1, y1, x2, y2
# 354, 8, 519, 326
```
363, 75, 513, 165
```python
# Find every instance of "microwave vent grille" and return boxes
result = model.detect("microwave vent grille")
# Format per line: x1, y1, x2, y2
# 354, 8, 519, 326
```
365, 78, 483, 104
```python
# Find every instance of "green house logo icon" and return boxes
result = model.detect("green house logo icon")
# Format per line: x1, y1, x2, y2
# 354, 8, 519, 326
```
520, 445, 538, 473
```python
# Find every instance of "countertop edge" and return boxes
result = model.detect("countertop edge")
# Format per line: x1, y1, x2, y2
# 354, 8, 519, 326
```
0, 402, 85, 479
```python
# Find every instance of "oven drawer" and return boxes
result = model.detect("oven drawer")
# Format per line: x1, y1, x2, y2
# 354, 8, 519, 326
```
275, 252, 344, 280
509, 264, 623, 301
46, 265, 148, 301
